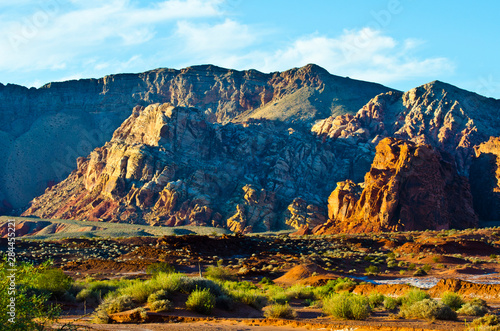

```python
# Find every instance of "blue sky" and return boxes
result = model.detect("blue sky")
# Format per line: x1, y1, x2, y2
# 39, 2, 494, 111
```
0, 0, 499, 98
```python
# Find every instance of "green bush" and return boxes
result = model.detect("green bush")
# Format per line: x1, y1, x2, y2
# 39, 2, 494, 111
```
322, 292, 371, 320
368, 292, 385, 309
147, 289, 170, 304
0, 261, 61, 331
401, 288, 430, 306
149, 299, 173, 312
440, 291, 464, 311
118, 273, 223, 304
399, 299, 457, 320
185, 288, 216, 315
365, 265, 379, 275
221, 280, 267, 310
470, 314, 500, 330
413, 268, 427, 276
259, 277, 275, 285
264, 303, 297, 319
204, 265, 236, 281
76, 280, 124, 305
102, 295, 136, 314
312, 278, 357, 298
92, 295, 137, 324
146, 262, 175, 276
118, 279, 155, 303
266, 285, 288, 304
457, 302, 488, 317
34, 268, 74, 299
285, 284, 315, 300
179, 276, 224, 296
383, 296, 400, 310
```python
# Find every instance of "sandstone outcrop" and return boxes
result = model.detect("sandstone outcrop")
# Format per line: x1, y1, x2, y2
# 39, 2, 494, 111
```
1, 64, 391, 210
470, 137, 500, 221
22, 103, 374, 231
314, 138, 478, 234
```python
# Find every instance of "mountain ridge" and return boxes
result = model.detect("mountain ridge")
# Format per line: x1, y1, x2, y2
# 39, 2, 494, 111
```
0, 64, 393, 210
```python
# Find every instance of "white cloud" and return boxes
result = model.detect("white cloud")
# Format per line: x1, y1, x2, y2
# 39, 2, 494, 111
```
176, 19, 257, 53
0, 0, 223, 72
174, 26, 455, 85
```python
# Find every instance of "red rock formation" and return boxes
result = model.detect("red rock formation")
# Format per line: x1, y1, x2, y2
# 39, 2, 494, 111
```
470, 136, 500, 221
23, 103, 375, 231
314, 138, 478, 234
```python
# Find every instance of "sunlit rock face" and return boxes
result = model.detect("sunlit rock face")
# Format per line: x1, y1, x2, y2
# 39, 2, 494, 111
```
23, 103, 374, 232
314, 138, 478, 234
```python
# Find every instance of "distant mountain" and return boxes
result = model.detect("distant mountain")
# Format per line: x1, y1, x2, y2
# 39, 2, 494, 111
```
0, 64, 392, 211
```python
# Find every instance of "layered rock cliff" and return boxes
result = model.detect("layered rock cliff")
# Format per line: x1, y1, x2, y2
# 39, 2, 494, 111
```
22, 103, 375, 232
470, 137, 500, 222
0, 64, 392, 211
314, 138, 478, 234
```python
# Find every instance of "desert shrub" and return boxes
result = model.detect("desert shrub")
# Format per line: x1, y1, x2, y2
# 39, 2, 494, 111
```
222, 281, 267, 309
311, 277, 357, 299
204, 265, 236, 281
76, 280, 125, 305
185, 288, 216, 315
259, 277, 274, 285
365, 265, 379, 275
118, 273, 222, 304
322, 292, 371, 320
118, 279, 156, 303
101, 295, 136, 314
146, 262, 175, 276
147, 289, 170, 304
407, 263, 416, 270
149, 299, 173, 312
92, 294, 136, 323
34, 268, 74, 299
264, 303, 297, 319
470, 314, 500, 330
333, 278, 357, 292
153, 272, 184, 293
0, 261, 62, 331
470, 298, 487, 307
413, 268, 427, 276
440, 291, 464, 311
285, 284, 315, 300
386, 252, 396, 259
458, 302, 488, 317
368, 292, 385, 309
422, 264, 432, 272
266, 285, 288, 304
401, 288, 430, 306
179, 276, 224, 296
383, 296, 401, 310
387, 260, 398, 269
399, 299, 457, 320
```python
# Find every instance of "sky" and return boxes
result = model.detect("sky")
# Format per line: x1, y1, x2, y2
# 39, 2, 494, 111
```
0, 0, 499, 98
